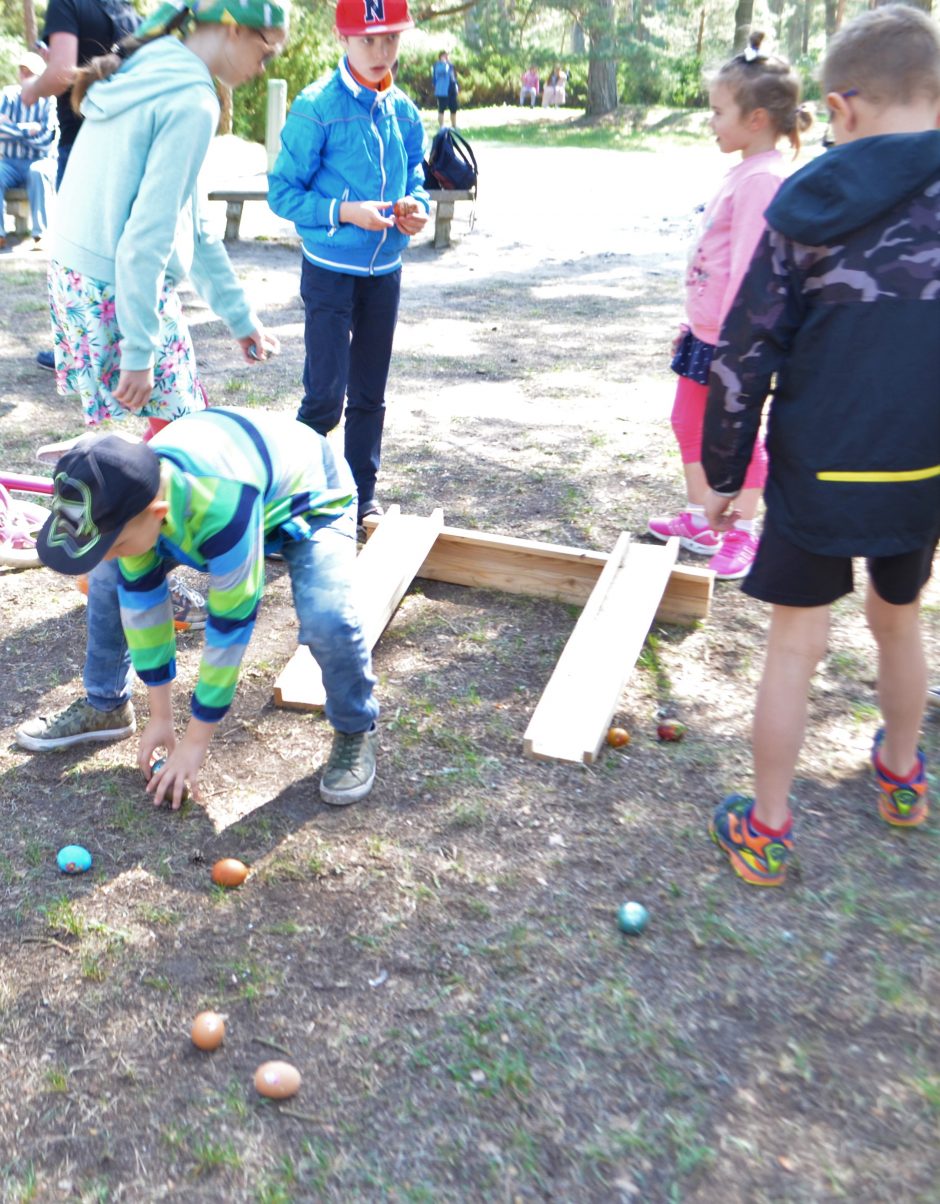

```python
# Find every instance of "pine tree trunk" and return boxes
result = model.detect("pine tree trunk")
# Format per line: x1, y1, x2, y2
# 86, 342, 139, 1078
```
732, 0, 754, 51
23, 0, 38, 50
584, 0, 618, 116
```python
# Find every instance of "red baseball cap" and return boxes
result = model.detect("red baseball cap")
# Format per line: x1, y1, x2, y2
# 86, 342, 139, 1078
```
335, 0, 414, 36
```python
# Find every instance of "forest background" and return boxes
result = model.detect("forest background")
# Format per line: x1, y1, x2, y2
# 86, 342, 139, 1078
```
0, 0, 936, 142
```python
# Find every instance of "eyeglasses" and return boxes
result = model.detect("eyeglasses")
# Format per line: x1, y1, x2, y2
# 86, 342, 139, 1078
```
827, 88, 859, 122
255, 29, 282, 69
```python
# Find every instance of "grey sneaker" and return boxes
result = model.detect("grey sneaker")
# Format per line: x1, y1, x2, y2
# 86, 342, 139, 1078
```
319, 725, 378, 805
168, 574, 207, 631
16, 698, 136, 752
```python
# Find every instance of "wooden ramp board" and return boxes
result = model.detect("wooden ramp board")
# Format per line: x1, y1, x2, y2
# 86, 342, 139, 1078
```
273, 506, 444, 711
363, 517, 711, 626
523, 535, 680, 765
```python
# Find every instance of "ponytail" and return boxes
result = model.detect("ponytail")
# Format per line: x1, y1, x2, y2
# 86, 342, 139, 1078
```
715, 30, 813, 157
70, 5, 190, 114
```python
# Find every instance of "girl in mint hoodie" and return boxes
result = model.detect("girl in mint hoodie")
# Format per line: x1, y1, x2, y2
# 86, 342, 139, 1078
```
46, 0, 287, 441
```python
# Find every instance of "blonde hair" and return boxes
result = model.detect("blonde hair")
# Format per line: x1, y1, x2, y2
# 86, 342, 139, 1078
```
714, 31, 813, 153
822, 5, 940, 105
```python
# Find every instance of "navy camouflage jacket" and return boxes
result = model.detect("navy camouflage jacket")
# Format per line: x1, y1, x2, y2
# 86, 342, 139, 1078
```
702, 131, 940, 558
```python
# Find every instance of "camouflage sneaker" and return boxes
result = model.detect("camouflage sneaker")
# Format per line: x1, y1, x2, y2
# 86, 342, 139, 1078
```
16, 698, 136, 752
168, 574, 207, 632
319, 725, 378, 806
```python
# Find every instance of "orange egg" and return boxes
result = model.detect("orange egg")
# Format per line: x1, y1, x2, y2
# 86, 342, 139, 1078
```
211, 858, 249, 888
254, 1060, 301, 1099
191, 1011, 225, 1051
607, 726, 631, 748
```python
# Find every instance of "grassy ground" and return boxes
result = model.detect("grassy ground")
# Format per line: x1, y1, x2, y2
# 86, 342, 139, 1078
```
0, 130, 937, 1203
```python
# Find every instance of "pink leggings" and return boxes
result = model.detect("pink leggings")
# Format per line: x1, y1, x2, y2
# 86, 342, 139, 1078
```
671, 376, 767, 491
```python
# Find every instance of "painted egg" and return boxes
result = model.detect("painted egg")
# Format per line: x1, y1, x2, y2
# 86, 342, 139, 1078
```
254, 1060, 301, 1099
57, 845, 92, 874
607, 727, 631, 748
656, 719, 686, 742
149, 758, 189, 802
211, 858, 249, 888
191, 1011, 226, 1051
617, 901, 649, 935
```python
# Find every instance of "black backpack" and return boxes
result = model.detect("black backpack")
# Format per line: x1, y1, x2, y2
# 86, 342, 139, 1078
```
423, 128, 477, 192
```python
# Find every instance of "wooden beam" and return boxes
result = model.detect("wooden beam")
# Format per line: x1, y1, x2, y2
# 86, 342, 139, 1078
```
362, 517, 711, 625
523, 537, 680, 765
273, 507, 444, 711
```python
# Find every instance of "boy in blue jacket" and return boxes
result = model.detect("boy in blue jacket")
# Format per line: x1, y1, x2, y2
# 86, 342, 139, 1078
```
703, 6, 940, 886
268, 0, 429, 525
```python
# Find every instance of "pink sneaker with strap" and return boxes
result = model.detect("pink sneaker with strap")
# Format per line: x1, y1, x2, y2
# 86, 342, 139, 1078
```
708, 527, 759, 580
647, 510, 722, 556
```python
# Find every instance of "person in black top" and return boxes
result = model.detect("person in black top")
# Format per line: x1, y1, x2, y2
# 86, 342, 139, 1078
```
20, 0, 139, 188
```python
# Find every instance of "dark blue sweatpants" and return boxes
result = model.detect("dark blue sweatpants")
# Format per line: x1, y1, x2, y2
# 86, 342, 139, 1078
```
297, 258, 402, 513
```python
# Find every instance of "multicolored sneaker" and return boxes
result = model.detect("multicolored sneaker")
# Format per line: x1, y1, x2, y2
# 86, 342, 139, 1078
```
709, 794, 794, 887
871, 730, 928, 827
168, 575, 207, 632
647, 511, 722, 556
708, 527, 759, 580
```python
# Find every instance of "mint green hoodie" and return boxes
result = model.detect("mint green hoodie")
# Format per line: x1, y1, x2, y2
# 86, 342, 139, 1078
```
51, 37, 258, 372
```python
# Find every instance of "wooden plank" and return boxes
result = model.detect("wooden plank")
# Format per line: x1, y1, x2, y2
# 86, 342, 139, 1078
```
273, 506, 444, 711
362, 517, 711, 625
523, 537, 680, 764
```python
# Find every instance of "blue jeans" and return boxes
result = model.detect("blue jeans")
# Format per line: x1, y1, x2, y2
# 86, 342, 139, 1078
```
0, 156, 55, 237
297, 260, 401, 511
83, 510, 378, 734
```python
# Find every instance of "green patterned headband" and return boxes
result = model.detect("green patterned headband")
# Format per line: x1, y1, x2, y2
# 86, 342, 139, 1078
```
136, 0, 289, 40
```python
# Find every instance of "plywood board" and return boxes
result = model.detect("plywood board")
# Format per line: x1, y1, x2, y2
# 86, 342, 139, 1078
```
273, 507, 444, 711
523, 536, 680, 764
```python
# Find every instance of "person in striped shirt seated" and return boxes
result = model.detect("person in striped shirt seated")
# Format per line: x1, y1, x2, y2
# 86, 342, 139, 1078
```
0, 49, 57, 248
20, 408, 380, 809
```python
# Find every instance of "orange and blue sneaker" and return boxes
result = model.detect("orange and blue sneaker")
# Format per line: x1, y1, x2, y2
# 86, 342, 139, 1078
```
709, 794, 794, 887
871, 730, 928, 827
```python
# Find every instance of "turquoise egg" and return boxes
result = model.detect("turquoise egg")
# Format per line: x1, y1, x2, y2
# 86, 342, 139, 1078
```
617, 901, 649, 935
57, 845, 92, 874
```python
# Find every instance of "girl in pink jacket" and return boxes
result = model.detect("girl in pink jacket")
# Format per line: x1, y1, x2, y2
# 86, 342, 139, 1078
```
648, 33, 811, 579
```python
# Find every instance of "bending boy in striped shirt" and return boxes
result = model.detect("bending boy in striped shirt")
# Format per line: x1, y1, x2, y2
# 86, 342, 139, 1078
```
21, 408, 379, 809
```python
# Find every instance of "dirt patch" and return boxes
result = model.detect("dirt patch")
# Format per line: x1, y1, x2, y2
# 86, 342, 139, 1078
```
1, 136, 938, 1203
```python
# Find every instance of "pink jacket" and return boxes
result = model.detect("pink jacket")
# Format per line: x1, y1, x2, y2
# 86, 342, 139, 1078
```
685, 149, 786, 345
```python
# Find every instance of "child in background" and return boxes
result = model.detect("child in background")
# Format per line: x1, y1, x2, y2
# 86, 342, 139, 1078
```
45, 0, 283, 445
22, 409, 380, 809
267, 0, 429, 526
432, 50, 458, 128
704, 5, 940, 886
648, 33, 812, 580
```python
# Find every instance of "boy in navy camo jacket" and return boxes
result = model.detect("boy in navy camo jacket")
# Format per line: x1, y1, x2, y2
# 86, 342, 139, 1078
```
701, 6, 940, 886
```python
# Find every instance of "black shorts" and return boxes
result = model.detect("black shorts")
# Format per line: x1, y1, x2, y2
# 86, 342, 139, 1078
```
742, 512, 937, 608
437, 95, 455, 113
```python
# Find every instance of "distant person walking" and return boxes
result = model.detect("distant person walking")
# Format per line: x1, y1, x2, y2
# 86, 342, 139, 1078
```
0, 49, 57, 249
432, 50, 458, 127
520, 65, 538, 107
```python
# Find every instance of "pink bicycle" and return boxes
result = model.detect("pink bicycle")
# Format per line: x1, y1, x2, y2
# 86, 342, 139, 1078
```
0, 470, 52, 569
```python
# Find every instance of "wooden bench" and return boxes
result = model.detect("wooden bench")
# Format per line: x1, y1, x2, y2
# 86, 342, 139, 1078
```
207, 177, 475, 249
425, 187, 475, 249
3, 188, 30, 237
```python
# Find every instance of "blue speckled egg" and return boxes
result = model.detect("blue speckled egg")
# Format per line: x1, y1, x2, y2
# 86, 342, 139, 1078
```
57, 845, 92, 874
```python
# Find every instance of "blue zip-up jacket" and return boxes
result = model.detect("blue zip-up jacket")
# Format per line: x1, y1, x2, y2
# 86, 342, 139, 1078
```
267, 58, 429, 277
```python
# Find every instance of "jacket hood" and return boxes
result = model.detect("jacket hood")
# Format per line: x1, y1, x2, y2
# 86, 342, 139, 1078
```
766, 131, 940, 244
80, 38, 217, 122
